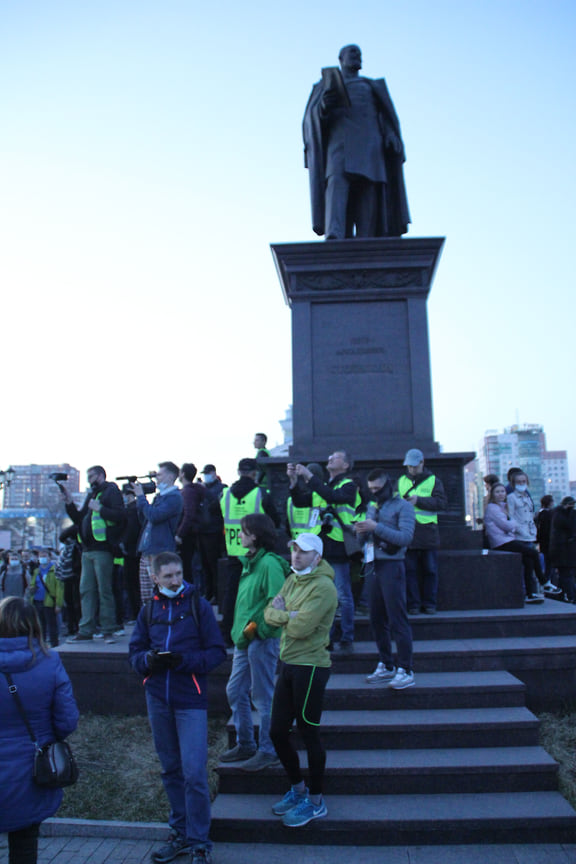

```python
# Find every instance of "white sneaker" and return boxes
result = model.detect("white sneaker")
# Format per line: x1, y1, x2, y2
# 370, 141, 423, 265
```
366, 662, 396, 683
525, 594, 544, 604
388, 667, 415, 689
543, 581, 562, 595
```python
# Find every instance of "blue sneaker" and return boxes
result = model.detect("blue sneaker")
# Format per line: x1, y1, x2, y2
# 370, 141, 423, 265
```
272, 786, 308, 816
282, 795, 328, 827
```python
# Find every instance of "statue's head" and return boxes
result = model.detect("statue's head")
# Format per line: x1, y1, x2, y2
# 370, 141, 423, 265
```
338, 44, 362, 73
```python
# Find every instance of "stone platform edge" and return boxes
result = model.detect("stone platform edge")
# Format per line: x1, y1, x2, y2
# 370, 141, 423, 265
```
42, 817, 166, 839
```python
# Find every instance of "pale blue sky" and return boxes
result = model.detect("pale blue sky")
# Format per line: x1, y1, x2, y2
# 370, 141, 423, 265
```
1, 0, 575, 484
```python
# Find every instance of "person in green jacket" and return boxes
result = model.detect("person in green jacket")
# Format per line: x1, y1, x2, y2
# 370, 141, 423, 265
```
28, 552, 64, 646
220, 514, 290, 773
264, 533, 338, 828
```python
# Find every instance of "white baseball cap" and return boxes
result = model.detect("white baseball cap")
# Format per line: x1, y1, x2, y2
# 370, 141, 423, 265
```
289, 533, 323, 555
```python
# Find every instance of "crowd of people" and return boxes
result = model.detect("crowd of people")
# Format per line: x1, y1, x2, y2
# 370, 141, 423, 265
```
4, 439, 571, 863
483, 467, 574, 603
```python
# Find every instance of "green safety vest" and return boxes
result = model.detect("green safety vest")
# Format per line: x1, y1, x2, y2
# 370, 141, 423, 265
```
220, 487, 264, 556
398, 474, 438, 525
286, 500, 313, 538
90, 493, 116, 543
316, 479, 361, 543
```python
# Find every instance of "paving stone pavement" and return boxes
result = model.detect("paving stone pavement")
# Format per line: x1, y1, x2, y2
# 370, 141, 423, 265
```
3, 833, 576, 864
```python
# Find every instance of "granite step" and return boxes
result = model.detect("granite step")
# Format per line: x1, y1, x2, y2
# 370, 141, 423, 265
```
349, 599, 576, 641
226, 706, 540, 750
328, 635, 576, 675
218, 745, 558, 795
322, 670, 527, 710
211, 790, 576, 846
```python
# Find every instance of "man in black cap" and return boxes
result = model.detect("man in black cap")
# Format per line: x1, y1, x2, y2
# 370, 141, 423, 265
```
219, 459, 279, 643
397, 449, 447, 615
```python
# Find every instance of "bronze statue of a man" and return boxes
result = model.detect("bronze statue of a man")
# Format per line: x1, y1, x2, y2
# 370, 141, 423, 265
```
303, 45, 410, 240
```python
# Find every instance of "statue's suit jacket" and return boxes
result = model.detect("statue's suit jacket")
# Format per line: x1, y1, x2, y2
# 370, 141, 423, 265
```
303, 76, 410, 237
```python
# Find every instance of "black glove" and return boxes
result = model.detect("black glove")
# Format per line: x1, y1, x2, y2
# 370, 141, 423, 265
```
163, 652, 182, 669
146, 650, 177, 673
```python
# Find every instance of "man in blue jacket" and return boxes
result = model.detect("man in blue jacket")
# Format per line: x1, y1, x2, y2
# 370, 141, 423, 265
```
129, 551, 226, 864
132, 461, 183, 604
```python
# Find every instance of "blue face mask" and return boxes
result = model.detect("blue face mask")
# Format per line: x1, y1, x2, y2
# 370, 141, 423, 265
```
204, 474, 216, 484
158, 584, 182, 599
39, 557, 49, 566
157, 482, 171, 493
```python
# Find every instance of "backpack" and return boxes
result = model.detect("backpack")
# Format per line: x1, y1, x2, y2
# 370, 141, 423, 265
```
144, 588, 201, 633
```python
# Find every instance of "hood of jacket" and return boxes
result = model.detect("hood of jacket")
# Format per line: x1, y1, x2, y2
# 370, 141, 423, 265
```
229, 476, 258, 501
0, 636, 43, 674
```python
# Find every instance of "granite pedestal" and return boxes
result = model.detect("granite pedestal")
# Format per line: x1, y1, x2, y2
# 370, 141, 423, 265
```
271, 237, 444, 461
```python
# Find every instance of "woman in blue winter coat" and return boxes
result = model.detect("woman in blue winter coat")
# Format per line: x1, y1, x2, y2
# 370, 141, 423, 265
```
0, 597, 79, 864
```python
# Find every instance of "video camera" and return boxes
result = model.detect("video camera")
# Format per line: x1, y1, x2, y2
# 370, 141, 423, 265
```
116, 474, 157, 495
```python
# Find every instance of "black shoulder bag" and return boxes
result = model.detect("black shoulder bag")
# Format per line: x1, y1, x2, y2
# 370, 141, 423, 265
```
2, 671, 78, 788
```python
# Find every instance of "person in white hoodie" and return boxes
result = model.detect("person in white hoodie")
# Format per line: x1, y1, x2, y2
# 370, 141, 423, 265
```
507, 473, 560, 597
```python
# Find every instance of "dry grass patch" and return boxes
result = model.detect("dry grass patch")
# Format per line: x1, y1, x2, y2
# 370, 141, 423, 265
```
539, 708, 576, 809
59, 713, 228, 822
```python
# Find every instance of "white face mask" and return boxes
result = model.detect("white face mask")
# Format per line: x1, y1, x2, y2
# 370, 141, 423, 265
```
158, 482, 171, 493
157, 584, 182, 599
292, 565, 315, 576
515, 484, 527, 493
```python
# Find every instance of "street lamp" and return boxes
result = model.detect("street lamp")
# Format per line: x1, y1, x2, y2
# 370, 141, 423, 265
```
0, 467, 15, 509
0, 467, 15, 489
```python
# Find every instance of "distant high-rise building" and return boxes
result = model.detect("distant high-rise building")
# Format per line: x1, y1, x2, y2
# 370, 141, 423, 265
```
542, 452, 570, 504
0, 464, 81, 547
4, 464, 80, 509
478, 425, 569, 506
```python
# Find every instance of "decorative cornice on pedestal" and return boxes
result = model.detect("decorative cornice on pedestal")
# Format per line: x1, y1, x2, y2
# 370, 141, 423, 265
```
271, 237, 445, 306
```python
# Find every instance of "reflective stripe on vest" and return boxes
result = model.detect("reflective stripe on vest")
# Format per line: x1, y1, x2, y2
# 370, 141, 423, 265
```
398, 474, 438, 524
286, 500, 314, 538
316, 479, 360, 543
220, 487, 264, 556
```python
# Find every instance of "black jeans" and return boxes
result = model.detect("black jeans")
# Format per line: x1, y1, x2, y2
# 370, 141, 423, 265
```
123, 555, 141, 619
198, 533, 223, 602
368, 558, 413, 672
270, 662, 330, 796
63, 575, 81, 635
9, 823, 40, 864
34, 602, 59, 646
220, 557, 243, 643
557, 567, 576, 601
496, 541, 544, 594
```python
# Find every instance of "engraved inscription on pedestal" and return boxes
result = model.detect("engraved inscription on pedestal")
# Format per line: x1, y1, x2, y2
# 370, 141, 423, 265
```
311, 301, 412, 436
